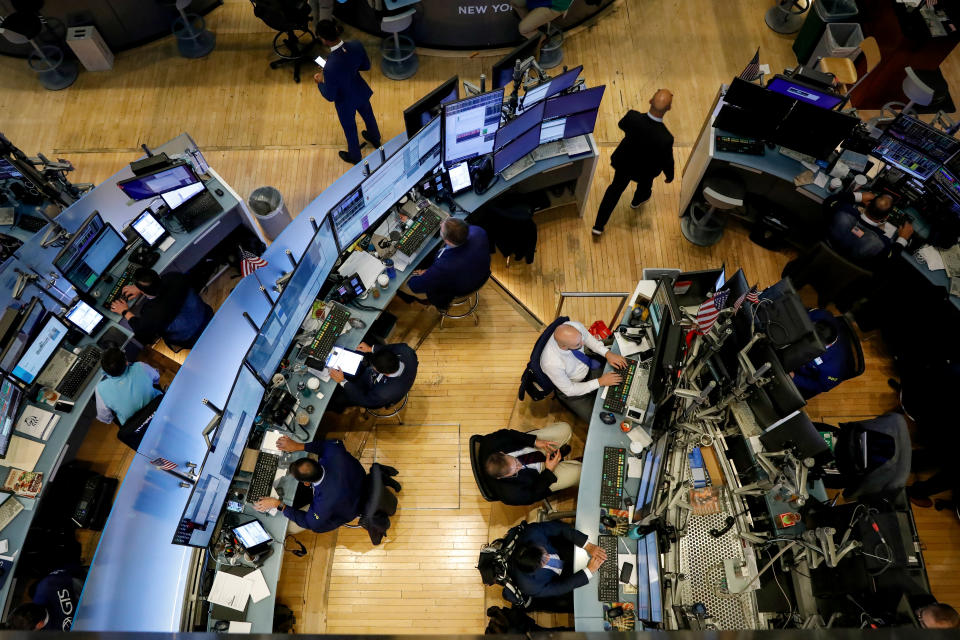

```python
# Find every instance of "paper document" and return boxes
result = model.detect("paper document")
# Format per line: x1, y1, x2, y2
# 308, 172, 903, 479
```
0, 540, 9, 554
325, 347, 364, 376
227, 622, 252, 634
916, 245, 945, 271
338, 250, 384, 289
16, 405, 59, 441
614, 333, 647, 358
939, 245, 960, 278
244, 568, 271, 604
813, 172, 829, 189
3, 437, 44, 472
261, 430, 283, 453
208, 571, 252, 611
627, 456, 644, 478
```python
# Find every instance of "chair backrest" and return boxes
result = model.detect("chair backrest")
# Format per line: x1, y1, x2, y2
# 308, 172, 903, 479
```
518, 315, 569, 401
837, 314, 865, 378
860, 36, 881, 74
251, 0, 311, 32
903, 67, 936, 106
357, 463, 399, 544
117, 393, 164, 451
801, 242, 873, 306
835, 413, 910, 499
469, 434, 498, 502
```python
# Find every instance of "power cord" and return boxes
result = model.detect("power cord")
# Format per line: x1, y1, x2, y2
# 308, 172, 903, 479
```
284, 535, 307, 557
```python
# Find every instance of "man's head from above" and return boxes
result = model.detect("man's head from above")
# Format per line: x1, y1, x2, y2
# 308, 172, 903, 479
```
864, 194, 893, 223
649, 89, 673, 117
552, 324, 583, 351
289, 458, 325, 486
485, 452, 519, 479
918, 602, 960, 629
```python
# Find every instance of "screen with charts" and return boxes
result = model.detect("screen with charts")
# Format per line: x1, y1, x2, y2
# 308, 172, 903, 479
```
448, 161, 472, 193
885, 114, 960, 163
518, 65, 582, 114
873, 136, 940, 181
118, 164, 200, 201
0, 158, 23, 180
54, 213, 104, 275
233, 520, 271, 549
11, 316, 67, 385
58, 226, 125, 293
132, 210, 166, 245
65, 300, 104, 335
443, 89, 505, 165
0, 299, 46, 374
539, 117, 567, 144
931, 166, 960, 206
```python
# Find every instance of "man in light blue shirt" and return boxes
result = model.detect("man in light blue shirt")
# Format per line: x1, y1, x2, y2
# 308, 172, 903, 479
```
95, 348, 161, 425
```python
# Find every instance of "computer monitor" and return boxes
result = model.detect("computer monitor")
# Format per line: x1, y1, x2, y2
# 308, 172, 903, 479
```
403, 75, 459, 138
766, 74, 843, 110
885, 113, 960, 163
0, 158, 23, 180
329, 185, 368, 252
646, 532, 662, 623
0, 376, 22, 458
759, 410, 830, 462
748, 340, 806, 418
648, 278, 684, 404
539, 116, 567, 144
493, 123, 542, 174
131, 209, 169, 247
447, 161, 472, 194
53, 219, 126, 294
491, 36, 540, 89
931, 166, 960, 206
494, 101, 544, 151
64, 299, 106, 336
443, 89, 505, 165
10, 315, 68, 386
754, 278, 815, 349
0, 298, 44, 374
771, 101, 859, 160
671, 266, 725, 308
561, 109, 600, 139
717, 77, 794, 140
518, 65, 583, 114
543, 85, 605, 119
117, 162, 199, 201
871, 135, 940, 181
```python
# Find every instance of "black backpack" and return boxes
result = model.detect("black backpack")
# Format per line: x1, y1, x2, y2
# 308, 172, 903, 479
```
518, 316, 569, 401
477, 521, 531, 607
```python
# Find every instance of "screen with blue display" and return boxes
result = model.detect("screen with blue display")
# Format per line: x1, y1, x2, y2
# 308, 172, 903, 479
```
518, 65, 582, 114
246, 216, 338, 381
543, 85, 605, 119
494, 101, 544, 151
494, 124, 541, 174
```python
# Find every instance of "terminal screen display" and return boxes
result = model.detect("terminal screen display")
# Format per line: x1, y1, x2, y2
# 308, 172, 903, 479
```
118, 164, 199, 201
443, 89, 505, 165
65, 300, 104, 335
11, 316, 67, 385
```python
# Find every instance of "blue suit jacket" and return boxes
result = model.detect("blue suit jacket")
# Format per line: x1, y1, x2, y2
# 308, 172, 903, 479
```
509, 521, 589, 598
318, 40, 373, 108
825, 193, 898, 267
340, 343, 418, 409
791, 308, 854, 399
284, 439, 366, 533
407, 225, 491, 308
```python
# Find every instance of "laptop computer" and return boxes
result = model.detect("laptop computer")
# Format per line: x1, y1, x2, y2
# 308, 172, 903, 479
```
161, 181, 223, 232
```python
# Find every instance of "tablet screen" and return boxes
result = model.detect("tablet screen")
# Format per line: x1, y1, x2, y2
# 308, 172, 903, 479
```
65, 300, 104, 335
132, 210, 166, 245
233, 520, 271, 549
325, 347, 364, 376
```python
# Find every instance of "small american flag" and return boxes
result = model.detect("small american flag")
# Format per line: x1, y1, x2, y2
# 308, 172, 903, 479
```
732, 290, 748, 313
696, 289, 730, 334
746, 285, 761, 304
739, 47, 761, 82
240, 246, 267, 277
151, 457, 177, 471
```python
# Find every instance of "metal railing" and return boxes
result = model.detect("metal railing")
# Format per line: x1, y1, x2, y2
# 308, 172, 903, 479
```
554, 291, 632, 329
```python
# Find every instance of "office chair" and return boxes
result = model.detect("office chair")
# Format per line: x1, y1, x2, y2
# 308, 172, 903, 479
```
0, 7, 78, 90
829, 413, 911, 500
765, 0, 810, 34
538, 9, 570, 70
817, 36, 880, 103
116, 393, 165, 451
344, 463, 400, 544
250, 0, 318, 83
781, 242, 873, 312
681, 173, 745, 247
364, 392, 408, 424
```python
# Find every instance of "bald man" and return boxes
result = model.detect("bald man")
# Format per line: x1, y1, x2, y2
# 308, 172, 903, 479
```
539, 321, 626, 422
825, 190, 913, 268
593, 90, 675, 236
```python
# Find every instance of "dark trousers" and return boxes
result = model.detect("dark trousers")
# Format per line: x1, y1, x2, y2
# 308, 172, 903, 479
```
556, 362, 603, 423
336, 99, 381, 161
909, 450, 958, 500
593, 169, 654, 230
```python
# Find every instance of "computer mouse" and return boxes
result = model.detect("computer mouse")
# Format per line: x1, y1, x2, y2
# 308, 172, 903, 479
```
600, 514, 618, 529
599, 411, 616, 425
214, 188, 224, 197
349, 318, 366, 330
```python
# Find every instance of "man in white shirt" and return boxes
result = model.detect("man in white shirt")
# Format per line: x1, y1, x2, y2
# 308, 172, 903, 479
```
539, 321, 626, 422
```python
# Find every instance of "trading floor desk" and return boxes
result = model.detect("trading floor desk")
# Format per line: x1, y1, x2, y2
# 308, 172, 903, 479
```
74, 131, 598, 632
0, 133, 262, 617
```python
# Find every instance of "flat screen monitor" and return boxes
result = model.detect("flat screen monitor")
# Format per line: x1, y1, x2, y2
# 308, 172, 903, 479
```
53, 211, 104, 274
117, 163, 199, 201
771, 102, 859, 160
0, 158, 23, 180
648, 278, 684, 403
518, 65, 583, 113
493, 123, 541, 174
931, 166, 960, 206
491, 36, 540, 89
714, 104, 781, 140
872, 135, 939, 181
759, 410, 829, 462
0, 376, 22, 458
539, 116, 567, 144
671, 266, 725, 308
543, 86, 605, 119
10, 315, 67, 386
766, 74, 843, 110
54, 223, 126, 294
131, 209, 168, 246
0, 298, 44, 374
443, 89, 505, 165
885, 113, 960, 163
329, 185, 368, 251
718, 78, 794, 139
561, 109, 599, 139
646, 533, 662, 623
494, 101, 544, 151
64, 299, 106, 336
403, 75, 459, 137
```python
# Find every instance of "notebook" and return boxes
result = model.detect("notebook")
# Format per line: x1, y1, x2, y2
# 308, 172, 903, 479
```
3, 436, 44, 471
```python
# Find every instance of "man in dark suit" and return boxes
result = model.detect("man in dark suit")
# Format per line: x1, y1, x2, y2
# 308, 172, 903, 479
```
592, 89, 675, 235
254, 436, 365, 533
789, 309, 856, 399
398, 219, 491, 308
312, 20, 381, 165
479, 422, 581, 506
508, 520, 606, 599
825, 190, 912, 268
327, 341, 418, 412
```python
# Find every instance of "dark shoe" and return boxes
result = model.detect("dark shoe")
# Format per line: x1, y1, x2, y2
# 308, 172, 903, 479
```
559, 444, 572, 458
338, 151, 360, 165
362, 130, 381, 148
909, 495, 933, 509
630, 196, 650, 208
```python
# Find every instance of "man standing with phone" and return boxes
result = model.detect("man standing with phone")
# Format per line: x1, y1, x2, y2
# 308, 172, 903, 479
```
312, 20, 381, 165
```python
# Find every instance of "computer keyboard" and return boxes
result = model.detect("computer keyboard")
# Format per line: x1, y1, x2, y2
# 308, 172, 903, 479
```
778, 146, 817, 165
532, 140, 565, 162
173, 189, 222, 232
602, 358, 638, 414
305, 301, 351, 362
627, 360, 651, 412
57, 345, 102, 399
246, 451, 280, 504
15, 214, 48, 233
396, 206, 445, 257
597, 534, 620, 602
501, 153, 534, 181
102, 264, 140, 310
716, 134, 764, 155
0, 496, 24, 533
600, 446, 626, 509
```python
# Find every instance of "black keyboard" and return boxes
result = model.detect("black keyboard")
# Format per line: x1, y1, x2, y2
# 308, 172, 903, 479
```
173, 189, 222, 232
716, 134, 764, 155
396, 207, 444, 256
305, 301, 351, 362
102, 264, 140, 310
246, 451, 280, 503
57, 345, 102, 399
597, 534, 620, 602
600, 446, 626, 509
15, 215, 48, 232
602, 358, 638, 414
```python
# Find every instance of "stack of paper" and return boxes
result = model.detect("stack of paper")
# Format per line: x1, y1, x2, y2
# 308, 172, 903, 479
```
3, 437, 44, 472
338, 250, 384, 290
208, 567, 273, 613
15, 405, 59, 441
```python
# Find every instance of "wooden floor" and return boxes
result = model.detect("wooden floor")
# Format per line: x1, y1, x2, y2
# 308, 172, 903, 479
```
4, 0, 960, 632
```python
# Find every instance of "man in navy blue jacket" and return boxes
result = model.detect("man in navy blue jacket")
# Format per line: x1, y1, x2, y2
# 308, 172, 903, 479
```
789, 309, 856, 399
312, 20, 381, 165
327, 341, 418, 412
399, 219, 491, 308
825, 191, 913, 268
254, 437, 365, 533
508, 521, 606, 599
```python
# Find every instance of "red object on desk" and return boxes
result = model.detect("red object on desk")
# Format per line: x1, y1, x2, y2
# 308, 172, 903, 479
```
589, 321, 612, 340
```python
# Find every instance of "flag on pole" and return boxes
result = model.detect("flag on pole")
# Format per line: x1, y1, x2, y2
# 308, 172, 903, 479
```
696, 289, 730, 334
151, 457, 177, 471
746, 285, 761, 304
739, 48, 761, 81
240, 246, 267, 277
732, 290, 748, 313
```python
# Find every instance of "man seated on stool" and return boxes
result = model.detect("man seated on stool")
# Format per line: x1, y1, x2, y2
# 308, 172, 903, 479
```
326, 341, 418, 413
508, 520, 607, 600
479, 422, 581, 506
825, 191, 913, 268
541, 321, 625, 422
95, 347, 162, 426
397, 219, 490, 309
510, 0, 574, 39
254, 436, 365, 533
789, 309, 854, 399
110, 268, 212, 348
